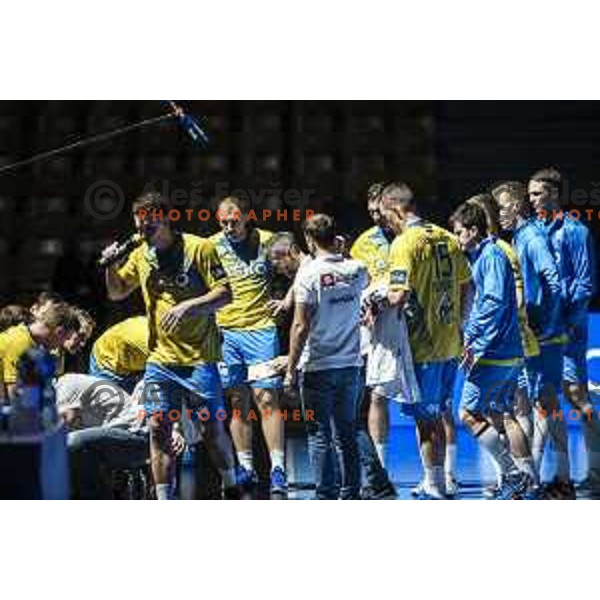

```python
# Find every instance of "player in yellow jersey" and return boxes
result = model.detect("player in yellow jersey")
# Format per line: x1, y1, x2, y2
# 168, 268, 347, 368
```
89, 315, 149, 393
350, 183, 398, 498
101, 192, 239, 500
211, 195, 287, 497
0, 301, 80, 402
381, 182, 472, 499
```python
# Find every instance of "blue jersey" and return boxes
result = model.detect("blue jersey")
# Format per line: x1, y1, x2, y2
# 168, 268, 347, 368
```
513, 218, 564, 342
464, 237, 523, 362
539, 214, 596, 327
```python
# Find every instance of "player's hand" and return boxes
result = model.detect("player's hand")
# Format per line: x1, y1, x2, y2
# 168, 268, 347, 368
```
267, 299, 289, 319
283, 369, 297, 391
160, 300, 194, 333
171, 429, 185, 456
100, 241, 127, 269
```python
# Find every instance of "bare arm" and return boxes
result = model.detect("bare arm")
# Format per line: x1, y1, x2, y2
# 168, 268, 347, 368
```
285, 302, 312, 381
101, 242, 140, 301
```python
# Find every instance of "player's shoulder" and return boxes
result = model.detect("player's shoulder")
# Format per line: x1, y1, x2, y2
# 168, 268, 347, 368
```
256, 228, 276, 245
184, 232, 219, 255
353, 226, 381, 247
0, 323, 28, 347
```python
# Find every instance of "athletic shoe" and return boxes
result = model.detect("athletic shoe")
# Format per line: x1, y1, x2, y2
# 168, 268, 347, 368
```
411, 481, 425, 497
236, 465, 258, 491
538, 477, 576, 500
483, 483, 501, 499
270, 466, 288, 497
361, 481, 398, 500
445, 475, 459, 498
414, 482, 445, 500
575, 472, 600, 498
498, 472, 530, 500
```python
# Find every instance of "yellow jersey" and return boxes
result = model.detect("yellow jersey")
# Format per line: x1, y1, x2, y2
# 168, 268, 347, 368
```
388, 220, 471, 363
210, 228, 276, 331
116, 233, 228, 366
350, 226, 392, 283
92, 315, 149, 375
0, 323, 36, 384
496, 238, 540, 358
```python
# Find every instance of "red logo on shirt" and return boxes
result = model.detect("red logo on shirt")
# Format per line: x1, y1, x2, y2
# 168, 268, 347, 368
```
320, 273, 336, 287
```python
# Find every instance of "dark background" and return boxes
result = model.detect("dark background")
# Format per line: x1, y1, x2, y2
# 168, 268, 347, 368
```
1, 100, 599, 327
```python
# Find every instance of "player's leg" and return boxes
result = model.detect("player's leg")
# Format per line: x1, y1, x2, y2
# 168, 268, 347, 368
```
245, 327, 287, 495
538, 343, 573, 497
301, 370, 337, 499
563, 324, 600, 492
367, 392, 389, 467
330, 367, 361, 500
143, 368, 177, 500
357, 383, 396, 499
409, 362, 446, 499
460, 364, 528, 499
220, 330, 256, 479
441, 360, 459, 495
191, 363, 241, 498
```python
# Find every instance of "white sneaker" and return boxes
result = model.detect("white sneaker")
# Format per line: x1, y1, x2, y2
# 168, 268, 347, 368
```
445, 474, 459, 497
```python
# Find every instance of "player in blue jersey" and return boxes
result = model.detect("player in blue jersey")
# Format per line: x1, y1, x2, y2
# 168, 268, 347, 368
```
528, 167, 599, 495
451, 202, 534, 499
492, 181, 575, 498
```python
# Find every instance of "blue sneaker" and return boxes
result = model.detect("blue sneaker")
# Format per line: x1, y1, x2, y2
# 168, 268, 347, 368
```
498, 472, 530, 500
236, 465, 258, 492
270, 466, 288, 497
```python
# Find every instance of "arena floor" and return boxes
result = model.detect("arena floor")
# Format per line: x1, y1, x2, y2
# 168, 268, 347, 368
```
285, 424, 588, 500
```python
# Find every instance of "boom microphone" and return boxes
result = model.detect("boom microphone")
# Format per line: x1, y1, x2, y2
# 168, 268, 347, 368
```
98, 233, 142, 268
168, 101, 210, 146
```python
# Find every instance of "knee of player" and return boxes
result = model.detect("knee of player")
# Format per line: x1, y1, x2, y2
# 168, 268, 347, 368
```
254, 388, 280, 410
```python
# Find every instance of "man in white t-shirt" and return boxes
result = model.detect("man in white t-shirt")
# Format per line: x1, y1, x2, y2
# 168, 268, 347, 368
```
55, 374, 184, 499
284, 214, 367, 499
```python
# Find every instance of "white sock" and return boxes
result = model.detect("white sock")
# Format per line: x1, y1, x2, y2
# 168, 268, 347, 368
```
517, 413, 533, 445
220, 467, 237, 489
548, 418, 570, 482
424, 466, 444, 490
237, 450, 253, 471
270, 449, 285, 472
155, 483, 173, 500
476, 425, 519, 477
515, 456, 537, 483
445, 443, 457, 477
532, 411, 549, 475
375, 442, 387, 467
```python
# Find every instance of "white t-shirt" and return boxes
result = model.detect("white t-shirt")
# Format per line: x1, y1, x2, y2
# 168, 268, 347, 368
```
294, 254, 368, 372
54, 374, 143, 431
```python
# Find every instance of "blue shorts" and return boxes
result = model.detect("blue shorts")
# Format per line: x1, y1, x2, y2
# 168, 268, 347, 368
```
88, 355, 141, 395
563, 322, 588, 385
143, 362, 225, 421
403, 360, 456, 420
461, 363, 520, 415
519, 343, 564, 400
219, 326, 282, 389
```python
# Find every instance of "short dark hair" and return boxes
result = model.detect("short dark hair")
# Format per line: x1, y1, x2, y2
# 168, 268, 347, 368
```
0, 305, 30, 332
218, 194, 251, 215
132, 191, 171, 215
302, 213, 336, 248
381, 181, 415, 209
450, 202, 488, 236
466, 193, 500, 236
529, 167, 562, 193
367, 182, 387, 202
490, 181, 529, 216
268, 231, 300, 255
